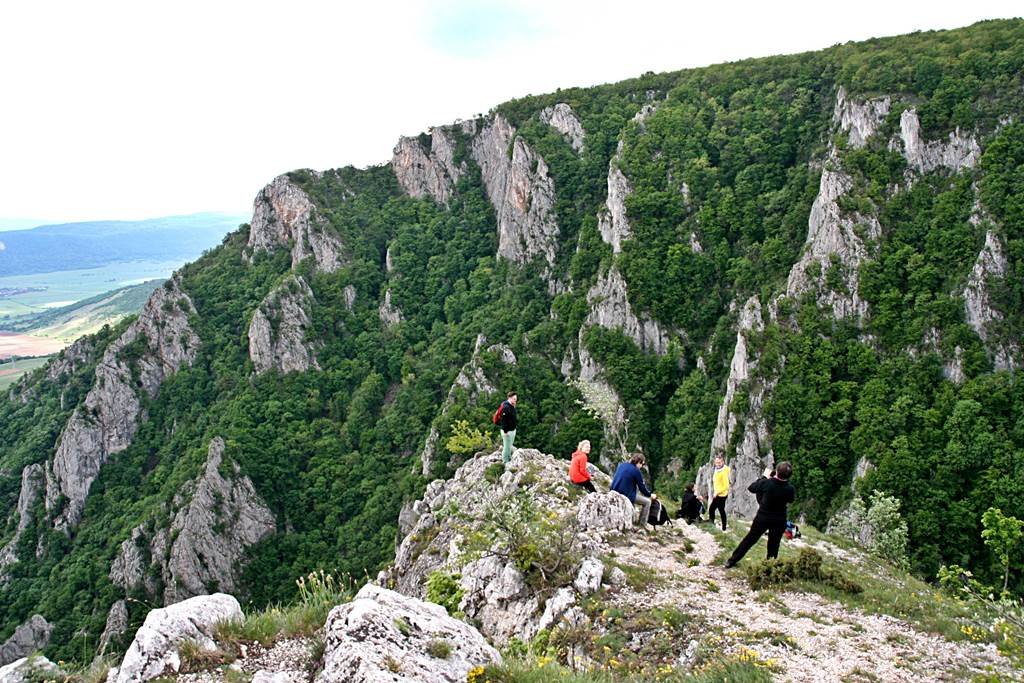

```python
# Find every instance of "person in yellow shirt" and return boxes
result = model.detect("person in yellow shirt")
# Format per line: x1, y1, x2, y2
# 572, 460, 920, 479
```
708, 455, 731, 531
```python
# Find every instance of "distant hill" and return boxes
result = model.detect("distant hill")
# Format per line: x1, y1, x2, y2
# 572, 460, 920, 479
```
0, 213, 245, 276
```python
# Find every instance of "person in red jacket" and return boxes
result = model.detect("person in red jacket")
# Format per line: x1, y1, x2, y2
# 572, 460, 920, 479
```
569, 440, 596, 493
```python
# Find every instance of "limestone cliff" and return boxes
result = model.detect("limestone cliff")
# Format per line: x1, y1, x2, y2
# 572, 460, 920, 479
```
964, 228, 1018, 369
110, 437, 275, 604
0, 616, 51, 667
697, 297, 776, 520
44, 280, 200, 530
245, 174, 345, 273
539, 103, 585, 154
470, 115, 560, 274
0, 464, 44, 581
392, 128, 464, 206
248, 275, 320, 374
895, 108, 981, 174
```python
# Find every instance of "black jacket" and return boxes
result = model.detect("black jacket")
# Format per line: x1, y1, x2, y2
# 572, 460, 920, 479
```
500, 400, 518, 433
748, 477, 795, 522
680, 491, 702, 519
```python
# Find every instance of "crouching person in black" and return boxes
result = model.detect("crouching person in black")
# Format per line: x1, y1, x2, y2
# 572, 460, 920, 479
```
725, 461, 795, 568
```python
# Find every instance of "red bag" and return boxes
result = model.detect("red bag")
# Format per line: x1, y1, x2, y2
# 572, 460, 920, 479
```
492, 403, 505, 425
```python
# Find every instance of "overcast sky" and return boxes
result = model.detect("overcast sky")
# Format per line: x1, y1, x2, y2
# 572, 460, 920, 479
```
1, 0, 1020, 225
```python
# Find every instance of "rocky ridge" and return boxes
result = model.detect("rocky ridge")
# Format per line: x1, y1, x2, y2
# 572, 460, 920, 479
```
538, 102, 586, 154
43, 279, 200, 530
391, 129, 464, 206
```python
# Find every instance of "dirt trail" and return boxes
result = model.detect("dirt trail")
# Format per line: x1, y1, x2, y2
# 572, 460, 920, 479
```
609, 522, 1007, 682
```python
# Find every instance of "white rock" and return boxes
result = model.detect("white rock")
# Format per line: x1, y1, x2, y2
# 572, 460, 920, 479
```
246, 174, 344, 273
537, 587, 577, 632
897, 108, 981, 174
392, 129, 464, 206
252, 672, 292, 683
574, 557, 604, 595
597, 167, 633, 254
45, 279, 200, 530
249, 275, 321, 374
585, 266, 673, 355
378, 290, 404, 328
539, 103, 586, 153
317, 584, 500, 683
964, 230, 1018, 369
0, 616, 51, 667
471, 115, 560, 272
834, 86, 890, 148
113, 593, 242, 683
0, 465, 45, 579
577, 491, 633, 531
0, 656, 60, 683
606, 566, 627, 587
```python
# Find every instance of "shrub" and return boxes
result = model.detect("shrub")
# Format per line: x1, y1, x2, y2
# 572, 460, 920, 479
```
831, 490, 909, 569
746, 548, 862, 594
484, 462, 505, 484
425, 638, 452, 659
425, 570, 464, 615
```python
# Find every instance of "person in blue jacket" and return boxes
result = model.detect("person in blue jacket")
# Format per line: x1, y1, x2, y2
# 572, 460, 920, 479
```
610, 453, 655, 530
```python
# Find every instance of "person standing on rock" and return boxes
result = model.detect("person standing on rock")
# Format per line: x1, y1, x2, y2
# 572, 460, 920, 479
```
498, 391, 518, 463
569, 440, 596, 493
725, 461, 796, 568
708, 455, 731, 531
610, 453, 655, 530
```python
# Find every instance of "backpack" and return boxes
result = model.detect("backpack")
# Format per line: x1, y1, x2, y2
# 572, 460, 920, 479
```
784, 521, 801, 539
492, 402, 505, 425
648, 498, 671, 526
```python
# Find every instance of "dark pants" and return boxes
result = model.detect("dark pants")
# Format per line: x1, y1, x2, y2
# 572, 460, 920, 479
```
573, 480, 596, 493
708, 495, 728, 530
727, 516, 787, 566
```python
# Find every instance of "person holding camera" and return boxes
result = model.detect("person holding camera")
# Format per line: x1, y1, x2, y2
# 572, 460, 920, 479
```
724, 461, 795, 568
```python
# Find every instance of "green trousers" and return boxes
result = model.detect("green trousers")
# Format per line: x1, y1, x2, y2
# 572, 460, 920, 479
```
501, 429, 516, 463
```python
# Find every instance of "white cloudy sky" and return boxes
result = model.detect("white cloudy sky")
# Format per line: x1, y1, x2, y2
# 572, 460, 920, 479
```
0, 0, 1020, 225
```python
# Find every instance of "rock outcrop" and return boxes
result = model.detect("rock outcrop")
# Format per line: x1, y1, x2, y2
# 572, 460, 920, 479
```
0, 616, 51, 667
98, 600, 130, 656
384, 449, 627, 644
45, 280, 200, 530
248, 275, 320, 374
245, 175, 345, 273
896, 108, 981, 174
378, 290, 404, 328
317, 584, 500, 683
470, 115, 560, 271
392, 129, 464, 206
584, 266, 673, 355
597, 167, 633, 254
834, 86, 890, 148
0, 464, 44, 579
109, 594, 242, 683
964, 229, 1018, 369
539, 103, 585, 154
0, 656, 61, 683
416, 335, 516, 477
698, 297, 776, 520
110, 438, 275, 604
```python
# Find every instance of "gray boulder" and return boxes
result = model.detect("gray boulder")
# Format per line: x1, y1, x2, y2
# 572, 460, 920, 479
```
0, 616, 51, 667
109, 593, 242, 683
0, 656, 61, 683
317, 584, 500, 683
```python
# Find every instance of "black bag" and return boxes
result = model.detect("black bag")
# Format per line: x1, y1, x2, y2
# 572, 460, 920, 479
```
648, 498, 671, 526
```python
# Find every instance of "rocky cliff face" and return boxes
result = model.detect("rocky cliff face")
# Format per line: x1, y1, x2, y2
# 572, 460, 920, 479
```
471, 115, 561, 275
392, 129, 464, 206
964, 228, 1018, 369
584, 266, 674, 355
378, 289, 404, 328
110, 437, 275, 604
0, 465, 44, 581
248, 275, 321, 374
0, 616, 51, 667
539, 103, 586, 154
245, 175, 345, 273
833, 87, 891, 148
697, 297, 776, 519
896, 108, 982, 174
44, 280, 200, 530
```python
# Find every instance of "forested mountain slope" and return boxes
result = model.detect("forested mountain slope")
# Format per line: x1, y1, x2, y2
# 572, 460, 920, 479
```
1, 18, 1023, 664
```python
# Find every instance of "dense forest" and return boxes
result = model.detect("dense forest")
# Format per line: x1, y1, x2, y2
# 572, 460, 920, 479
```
1, 19, 1023, 663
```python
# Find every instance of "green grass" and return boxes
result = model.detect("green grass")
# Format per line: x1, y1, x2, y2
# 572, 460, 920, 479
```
0, 356, 49, 389
470, 657, 774, 682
